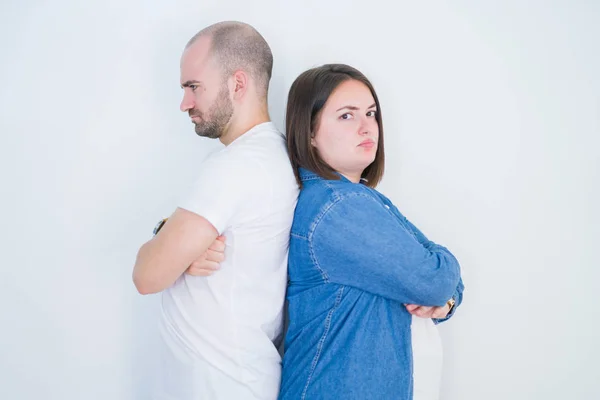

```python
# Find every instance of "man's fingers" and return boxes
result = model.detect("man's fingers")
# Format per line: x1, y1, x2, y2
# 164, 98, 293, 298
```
405, 304, 419, 312
193, 260, 220, 270
186, 268, 213, 277
209, 239, 226, 252
206, 249, 225, 263
186, 260, 220, 276
185, 265, 213, 276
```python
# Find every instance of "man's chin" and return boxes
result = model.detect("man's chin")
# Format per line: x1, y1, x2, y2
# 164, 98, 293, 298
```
194, 127, 221, 139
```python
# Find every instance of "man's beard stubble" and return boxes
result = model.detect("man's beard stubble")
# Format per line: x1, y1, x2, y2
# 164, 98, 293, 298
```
190, 85, 234, 139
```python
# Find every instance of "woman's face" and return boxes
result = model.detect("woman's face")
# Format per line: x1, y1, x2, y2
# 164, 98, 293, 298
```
312, 79, 379, 183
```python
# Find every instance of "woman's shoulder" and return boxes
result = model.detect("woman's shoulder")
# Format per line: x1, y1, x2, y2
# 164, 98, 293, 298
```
293, 181, 396, 242
294, 180, 381, 227
292, 181, 353, 235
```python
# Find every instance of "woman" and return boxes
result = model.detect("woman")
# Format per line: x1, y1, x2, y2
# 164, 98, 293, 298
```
279, 64, 464, 400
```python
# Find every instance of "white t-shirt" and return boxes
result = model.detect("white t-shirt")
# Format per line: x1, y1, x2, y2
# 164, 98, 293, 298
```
153, 122, 298, 400
411, 317, 444, 400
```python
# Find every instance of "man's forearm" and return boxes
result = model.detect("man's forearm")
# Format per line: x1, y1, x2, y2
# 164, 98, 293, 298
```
133, 239, 169, 295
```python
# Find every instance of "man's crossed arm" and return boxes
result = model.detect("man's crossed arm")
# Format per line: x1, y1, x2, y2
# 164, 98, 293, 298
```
132, 207, 222, 295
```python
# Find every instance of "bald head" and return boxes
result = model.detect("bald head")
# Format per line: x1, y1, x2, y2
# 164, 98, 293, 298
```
186, 21, 273, 99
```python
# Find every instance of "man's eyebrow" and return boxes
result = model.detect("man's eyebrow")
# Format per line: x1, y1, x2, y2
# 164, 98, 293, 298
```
336, 103, 377, 112
181, 80, 201, 88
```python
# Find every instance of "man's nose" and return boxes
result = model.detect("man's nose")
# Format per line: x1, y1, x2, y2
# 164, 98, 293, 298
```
180, 91, 194, 112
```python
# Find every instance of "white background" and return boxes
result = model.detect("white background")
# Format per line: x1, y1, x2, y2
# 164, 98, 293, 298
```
1, 1, 598, 399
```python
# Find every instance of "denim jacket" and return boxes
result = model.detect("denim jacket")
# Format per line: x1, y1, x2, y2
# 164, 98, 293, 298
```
279, 168, 464, 400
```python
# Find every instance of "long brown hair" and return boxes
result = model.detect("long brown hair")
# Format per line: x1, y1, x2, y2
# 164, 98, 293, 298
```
285, 64, 385, 188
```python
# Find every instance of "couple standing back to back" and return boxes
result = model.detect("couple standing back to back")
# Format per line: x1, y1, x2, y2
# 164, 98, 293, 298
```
133, 20, 465, 400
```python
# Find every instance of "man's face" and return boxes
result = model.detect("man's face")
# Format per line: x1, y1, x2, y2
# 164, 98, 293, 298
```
179, 37, 233, 139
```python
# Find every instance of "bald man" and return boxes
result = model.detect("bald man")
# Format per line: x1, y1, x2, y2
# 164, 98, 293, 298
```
133, 21, 298, 400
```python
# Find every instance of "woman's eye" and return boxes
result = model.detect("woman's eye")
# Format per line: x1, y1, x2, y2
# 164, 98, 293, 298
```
367, 110, 377, 117
340, 113, 352, 120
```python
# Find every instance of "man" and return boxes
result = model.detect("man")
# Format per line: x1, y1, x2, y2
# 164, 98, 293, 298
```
133, 21, 298, 400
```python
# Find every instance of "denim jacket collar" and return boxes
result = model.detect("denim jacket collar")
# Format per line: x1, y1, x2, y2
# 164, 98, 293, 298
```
298, 167, 320, 182
298, 167, 356, 184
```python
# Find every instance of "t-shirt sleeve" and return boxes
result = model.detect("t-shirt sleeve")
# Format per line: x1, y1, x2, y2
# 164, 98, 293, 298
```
178, 153, 259, 233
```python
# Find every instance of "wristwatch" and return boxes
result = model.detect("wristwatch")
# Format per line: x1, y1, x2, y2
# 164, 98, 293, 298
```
446, 297, 456, 313
153, 218, 168, 236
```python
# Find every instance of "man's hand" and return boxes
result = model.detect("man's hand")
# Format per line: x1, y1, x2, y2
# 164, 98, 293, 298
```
405, 303, 450, 319
185, 235, 226, 276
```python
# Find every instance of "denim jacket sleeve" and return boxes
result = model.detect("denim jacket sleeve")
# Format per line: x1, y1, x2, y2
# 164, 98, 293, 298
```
433, 278, 464, 324
309, 193, 461, 305
390, 206, 465, 323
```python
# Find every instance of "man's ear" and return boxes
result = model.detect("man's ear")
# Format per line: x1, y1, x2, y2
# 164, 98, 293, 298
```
231, 70, 248, 100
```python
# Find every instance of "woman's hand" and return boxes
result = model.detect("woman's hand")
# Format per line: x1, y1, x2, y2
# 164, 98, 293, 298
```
405, 303, 450, 319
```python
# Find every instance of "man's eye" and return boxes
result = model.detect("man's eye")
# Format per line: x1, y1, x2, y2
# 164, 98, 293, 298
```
190, 85, 198, 91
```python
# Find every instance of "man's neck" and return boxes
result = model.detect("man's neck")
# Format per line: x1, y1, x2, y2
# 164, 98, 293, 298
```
220, 108, 270, 146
